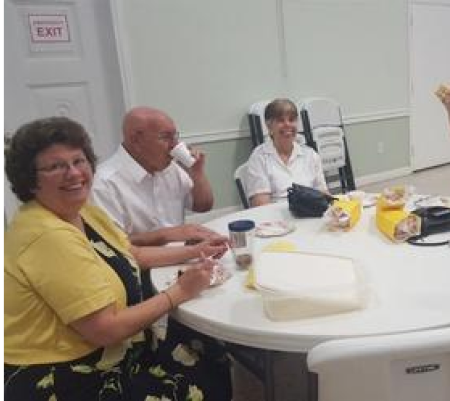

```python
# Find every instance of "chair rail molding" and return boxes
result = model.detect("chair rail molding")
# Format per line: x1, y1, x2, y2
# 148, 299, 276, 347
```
182, 108, 409, 145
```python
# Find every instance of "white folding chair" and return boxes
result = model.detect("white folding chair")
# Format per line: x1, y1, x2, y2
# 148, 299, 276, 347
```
307, 328, 450, 401
301, 97, 356, 194
234, 162, 250, 209
248, 100, 272, 147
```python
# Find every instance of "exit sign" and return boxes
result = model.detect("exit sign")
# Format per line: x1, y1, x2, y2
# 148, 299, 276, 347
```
28, 14, 70, 43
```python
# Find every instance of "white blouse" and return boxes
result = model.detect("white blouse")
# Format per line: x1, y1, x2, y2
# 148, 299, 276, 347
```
246, 140, 328, 202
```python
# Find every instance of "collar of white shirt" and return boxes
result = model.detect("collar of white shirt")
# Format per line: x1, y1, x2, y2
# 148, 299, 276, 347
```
263, 139, 306, 160
116, 145, 154, 183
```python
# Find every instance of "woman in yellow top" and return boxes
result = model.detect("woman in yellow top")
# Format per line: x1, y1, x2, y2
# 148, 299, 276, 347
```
4, 117, 231, 401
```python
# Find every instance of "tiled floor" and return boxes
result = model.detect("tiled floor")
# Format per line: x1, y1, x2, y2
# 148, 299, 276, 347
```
231, 163, 450, 401
232, 351, 310, 401
359, 164, 450, 196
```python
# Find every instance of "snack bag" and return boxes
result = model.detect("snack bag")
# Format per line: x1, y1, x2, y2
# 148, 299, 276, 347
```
325, 198, 362, 230
377, 186, 412, 211
376, 204, 421, 242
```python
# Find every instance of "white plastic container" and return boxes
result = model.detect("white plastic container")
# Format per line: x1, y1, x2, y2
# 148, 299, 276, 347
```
254, 251, 369, 321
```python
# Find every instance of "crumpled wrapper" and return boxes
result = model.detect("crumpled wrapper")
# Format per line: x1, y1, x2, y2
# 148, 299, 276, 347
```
377, 185, 414, 211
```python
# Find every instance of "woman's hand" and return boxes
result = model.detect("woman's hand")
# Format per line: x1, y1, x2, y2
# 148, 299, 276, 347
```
70, 258, 214, 347
166, 258, 215, 306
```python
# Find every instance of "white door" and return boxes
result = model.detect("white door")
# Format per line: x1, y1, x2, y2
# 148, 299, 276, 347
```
4, 0, 125, 220
410, 1, 450, 171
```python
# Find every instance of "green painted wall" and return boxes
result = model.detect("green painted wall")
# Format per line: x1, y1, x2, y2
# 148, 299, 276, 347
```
118, 0, 412, 210
345, 117, 410, 177
199, 137, 253, 209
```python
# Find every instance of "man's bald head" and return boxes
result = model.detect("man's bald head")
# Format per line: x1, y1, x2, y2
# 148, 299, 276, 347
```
121, 107, 178, 173
122, 107, 174, 144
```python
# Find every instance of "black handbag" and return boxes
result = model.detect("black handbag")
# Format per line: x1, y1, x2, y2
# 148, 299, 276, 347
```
287, 183, 336, 218
407, 206, 450, 246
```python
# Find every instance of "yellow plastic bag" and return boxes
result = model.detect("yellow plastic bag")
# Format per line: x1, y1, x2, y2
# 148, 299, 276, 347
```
376, 202, 421, 242
377, 186, 410, 211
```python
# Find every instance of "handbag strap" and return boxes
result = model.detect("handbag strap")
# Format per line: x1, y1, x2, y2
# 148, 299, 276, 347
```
407, 235, 450, 247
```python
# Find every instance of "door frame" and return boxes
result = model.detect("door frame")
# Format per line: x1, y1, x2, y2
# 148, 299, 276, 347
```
110, 0, 134, 109
2, 0, 126, 223
408, 0, 450, 171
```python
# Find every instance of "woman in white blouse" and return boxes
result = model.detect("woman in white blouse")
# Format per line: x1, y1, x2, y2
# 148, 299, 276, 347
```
246, 98, 328, 207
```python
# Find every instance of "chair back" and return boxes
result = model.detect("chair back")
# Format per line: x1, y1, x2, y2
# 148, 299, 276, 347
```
248, 100, 271, 147
234, 162, 250, 209
307, 328, 450, 401
301, 98, 356, 194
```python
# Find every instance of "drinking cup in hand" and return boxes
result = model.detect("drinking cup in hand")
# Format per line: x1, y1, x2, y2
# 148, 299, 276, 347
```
170, 142, 196, 168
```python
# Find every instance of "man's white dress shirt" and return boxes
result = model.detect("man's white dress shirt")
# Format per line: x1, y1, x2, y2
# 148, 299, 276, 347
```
91, 145, 193, 234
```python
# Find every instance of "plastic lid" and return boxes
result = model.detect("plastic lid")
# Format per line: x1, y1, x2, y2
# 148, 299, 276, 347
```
228, 219, 256, 232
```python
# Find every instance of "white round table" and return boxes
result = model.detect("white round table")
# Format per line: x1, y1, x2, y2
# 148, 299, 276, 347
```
152, 201, 450, 352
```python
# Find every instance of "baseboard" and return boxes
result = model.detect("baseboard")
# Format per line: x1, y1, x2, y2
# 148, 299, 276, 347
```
186, 205, 242, 224
356, 166, 413, 187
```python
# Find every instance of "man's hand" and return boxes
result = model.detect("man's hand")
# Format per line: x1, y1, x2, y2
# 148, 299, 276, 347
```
193, 237, 229, 259
187, 147, 206, 177
129, 223, 218, 246
180, 144, 214, 212
158, 223, 218, 243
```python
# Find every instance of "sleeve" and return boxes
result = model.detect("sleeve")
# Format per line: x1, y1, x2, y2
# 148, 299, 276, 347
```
311, 151, 329, 192
18, 229, 117, 324
245, 148, 272, 199
91, 176, 127, 231
175, 164, 194, 211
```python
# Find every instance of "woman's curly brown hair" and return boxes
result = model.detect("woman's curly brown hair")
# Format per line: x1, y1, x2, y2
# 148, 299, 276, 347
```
5, 117, 97, 202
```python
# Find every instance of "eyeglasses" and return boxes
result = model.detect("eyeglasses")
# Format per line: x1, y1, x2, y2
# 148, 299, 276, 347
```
36, 156, 89, 175
156, 131, 180, 143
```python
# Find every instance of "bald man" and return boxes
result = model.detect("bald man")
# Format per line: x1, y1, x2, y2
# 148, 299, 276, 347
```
91, 108, 232, 401
91, 107, 225, 266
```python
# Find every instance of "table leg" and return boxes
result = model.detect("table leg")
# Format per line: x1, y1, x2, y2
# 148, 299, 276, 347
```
263, 350, 276, 401
307, 371, 318, 401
